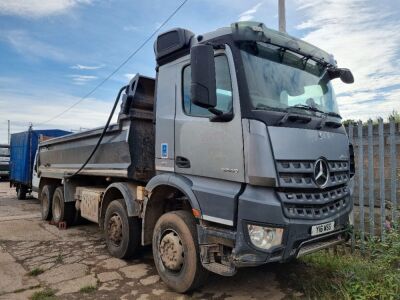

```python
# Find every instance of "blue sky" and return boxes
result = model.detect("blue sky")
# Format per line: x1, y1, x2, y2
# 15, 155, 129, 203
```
0, 0, 399, 142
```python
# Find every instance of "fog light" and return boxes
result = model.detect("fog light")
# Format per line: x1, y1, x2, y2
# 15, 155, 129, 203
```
247, 224, 284, 250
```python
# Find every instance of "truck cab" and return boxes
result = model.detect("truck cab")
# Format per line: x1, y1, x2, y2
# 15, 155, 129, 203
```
36, 21, 354, 293
152, 21, 354, 267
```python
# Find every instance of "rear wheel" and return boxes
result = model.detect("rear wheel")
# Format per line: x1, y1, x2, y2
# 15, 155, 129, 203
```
104, 199, 140, 259
16, 185, 27, 200
40, 185, 55, 220
152, 210, 208, 293
52, 187, 75, 225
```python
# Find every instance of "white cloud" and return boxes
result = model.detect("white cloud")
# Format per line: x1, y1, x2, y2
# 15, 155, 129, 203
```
238, 2, 263, 22
0, 89, 113, 143
0, 0, 92, 18
0, 30, 66, 61
69, 74, 98, 85
71, 64, 104, 70
295, 0, 400, 121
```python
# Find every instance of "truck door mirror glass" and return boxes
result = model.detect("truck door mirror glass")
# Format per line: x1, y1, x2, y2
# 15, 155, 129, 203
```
339, 68, 354, 84
326, 68, 354, 84
190, 44, 217, 108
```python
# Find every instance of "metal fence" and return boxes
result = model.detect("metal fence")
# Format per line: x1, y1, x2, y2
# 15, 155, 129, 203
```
346, 119, 399, 243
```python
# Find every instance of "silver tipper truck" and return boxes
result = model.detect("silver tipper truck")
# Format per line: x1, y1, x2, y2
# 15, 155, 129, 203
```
37, 22, 355, 292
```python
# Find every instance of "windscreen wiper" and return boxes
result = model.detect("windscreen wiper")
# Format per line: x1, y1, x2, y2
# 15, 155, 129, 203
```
291, 104, 342, 129
291, 104, 325, 114
292, 104, 342, 119
255, 104, 286, 112
255, 104, 292, 116
277, 109, 312, 126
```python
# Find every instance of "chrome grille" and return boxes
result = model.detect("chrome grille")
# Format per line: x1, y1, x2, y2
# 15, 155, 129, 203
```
276, 160, 349, 189
276, 160, 351, 220
278, 187, 350, 220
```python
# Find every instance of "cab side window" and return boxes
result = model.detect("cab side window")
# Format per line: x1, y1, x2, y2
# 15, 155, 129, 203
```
182, 55, 233, 117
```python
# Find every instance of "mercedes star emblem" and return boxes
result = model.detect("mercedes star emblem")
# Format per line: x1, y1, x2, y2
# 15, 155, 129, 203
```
314, 159, 330, 188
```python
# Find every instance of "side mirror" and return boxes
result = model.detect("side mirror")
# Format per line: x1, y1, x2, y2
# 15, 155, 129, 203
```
190, 44, 217, 108
327, 68, 354, 84
339, 68, 354, 84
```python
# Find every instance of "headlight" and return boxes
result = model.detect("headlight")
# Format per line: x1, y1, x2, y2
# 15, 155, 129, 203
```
247, 224, 284, 250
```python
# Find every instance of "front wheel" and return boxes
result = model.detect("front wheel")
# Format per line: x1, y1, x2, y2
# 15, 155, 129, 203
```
152, 210, 208, 293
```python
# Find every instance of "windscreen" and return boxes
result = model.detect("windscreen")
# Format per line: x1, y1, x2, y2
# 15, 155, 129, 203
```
240, 42, 339, 115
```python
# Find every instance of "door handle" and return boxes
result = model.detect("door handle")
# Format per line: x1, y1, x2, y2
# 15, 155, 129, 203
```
176, 156, 191, 168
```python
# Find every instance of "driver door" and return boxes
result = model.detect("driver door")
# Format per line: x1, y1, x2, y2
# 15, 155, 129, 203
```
174, 49, 244, 182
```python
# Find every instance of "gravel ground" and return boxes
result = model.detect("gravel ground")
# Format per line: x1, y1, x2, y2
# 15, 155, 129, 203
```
0, 182, 288, 300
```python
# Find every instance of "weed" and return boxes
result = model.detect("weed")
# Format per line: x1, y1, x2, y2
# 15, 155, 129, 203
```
79, 285, 97, 293
55, 254, 63, 264
280, 229, 400, 299
30, 288, 56, 300
28, 268, 44, 277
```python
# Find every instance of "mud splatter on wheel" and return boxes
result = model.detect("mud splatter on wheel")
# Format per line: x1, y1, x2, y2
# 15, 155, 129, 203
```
104, 199, 140, 259
152, 210, 208, 293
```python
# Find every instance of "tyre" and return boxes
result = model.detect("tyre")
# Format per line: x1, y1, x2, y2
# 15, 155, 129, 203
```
104, 199, 140, 259
17, 185, 27, 200
51, 186, 75, 225
40, 185, 55, 220
152, 210, 208, 293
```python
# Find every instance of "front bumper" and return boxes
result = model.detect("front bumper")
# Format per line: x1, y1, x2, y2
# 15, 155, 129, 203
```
197, 184, 352, 272
232, 219, 350, 268
232, 184, 352, 267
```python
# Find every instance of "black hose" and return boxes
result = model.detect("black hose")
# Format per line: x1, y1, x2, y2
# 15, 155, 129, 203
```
67, 85, 128, 178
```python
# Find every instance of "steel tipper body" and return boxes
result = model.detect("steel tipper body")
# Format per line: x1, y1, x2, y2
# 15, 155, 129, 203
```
36, 21, 355, 292
0, 144, 10, 180
9, 129, 70, 199
38, 76, 155, 182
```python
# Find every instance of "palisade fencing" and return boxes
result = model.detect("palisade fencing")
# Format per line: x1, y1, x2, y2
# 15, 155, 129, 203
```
345, 119, 399, 245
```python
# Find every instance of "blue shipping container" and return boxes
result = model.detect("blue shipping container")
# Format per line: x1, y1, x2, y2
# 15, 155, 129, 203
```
10, 129, 71, 186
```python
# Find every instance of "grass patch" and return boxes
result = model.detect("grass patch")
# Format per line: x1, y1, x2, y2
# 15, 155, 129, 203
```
28, 267, 44, 277
79, 285, 97, 294
30, 288, 56, 300
55, 254, 63, 264
281, 229, 400, 299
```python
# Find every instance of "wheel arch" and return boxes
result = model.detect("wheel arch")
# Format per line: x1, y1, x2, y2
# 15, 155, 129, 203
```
99, 182, 141, 229
142, 173, 201, 245
38, 177, 62, 200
